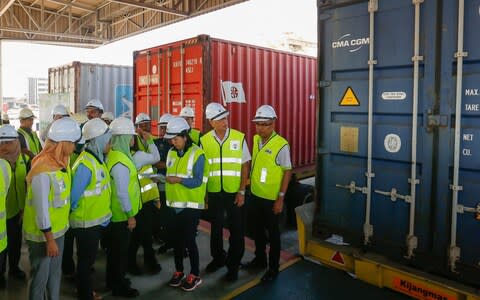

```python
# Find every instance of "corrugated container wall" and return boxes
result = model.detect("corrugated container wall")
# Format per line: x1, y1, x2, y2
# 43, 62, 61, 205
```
48, 61, 133, 117
314, 0, 480, 288
134, 35, 317, 174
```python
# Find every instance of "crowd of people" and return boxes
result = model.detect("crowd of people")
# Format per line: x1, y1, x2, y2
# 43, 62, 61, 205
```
0, 99, 292, 299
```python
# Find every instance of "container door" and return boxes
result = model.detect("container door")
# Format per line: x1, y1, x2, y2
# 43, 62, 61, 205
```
166, 43, 204, 130
437, 0, 480, 285
315, 0, 439, 264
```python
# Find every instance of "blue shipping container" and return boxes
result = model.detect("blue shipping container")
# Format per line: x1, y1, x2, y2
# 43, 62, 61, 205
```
314, 0, 480, 286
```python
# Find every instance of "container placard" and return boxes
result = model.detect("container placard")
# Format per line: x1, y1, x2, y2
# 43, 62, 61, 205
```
340, 126, 359, 153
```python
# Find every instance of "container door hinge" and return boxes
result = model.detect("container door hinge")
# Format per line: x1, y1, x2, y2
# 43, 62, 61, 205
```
336, 181, 367, 194
427, 113, 448, 132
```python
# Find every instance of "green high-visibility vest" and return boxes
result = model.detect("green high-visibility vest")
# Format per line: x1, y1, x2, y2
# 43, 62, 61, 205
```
23, 169, 71, 242
0, 159, 12, 252
251, 133, 289, 201
137, 164, 160, 203
70, 151, 112, 228
189, 129, 201, 146
106, 150, 141, 222
6, 154, 29, 219
165, 145, 208, 209
200, 129, 244, 193
18, 128, 42, 156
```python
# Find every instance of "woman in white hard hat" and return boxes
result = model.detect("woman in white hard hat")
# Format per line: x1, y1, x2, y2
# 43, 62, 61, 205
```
0, 125, 14, 289
0, 125, 30, 286
165, 117, 208, 292
104, 117, 159, 298
23, 117, 81, 300
70, 118, 112, 300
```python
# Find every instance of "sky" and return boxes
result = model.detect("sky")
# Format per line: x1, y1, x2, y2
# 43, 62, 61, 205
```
2, 0, 317, 98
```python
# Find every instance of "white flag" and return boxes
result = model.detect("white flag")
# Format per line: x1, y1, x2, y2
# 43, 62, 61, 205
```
221, 81, 246, 105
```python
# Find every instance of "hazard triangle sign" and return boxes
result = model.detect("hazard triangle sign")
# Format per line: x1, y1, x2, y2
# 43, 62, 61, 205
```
339, 87, 360, 106
331, 251, 345, 265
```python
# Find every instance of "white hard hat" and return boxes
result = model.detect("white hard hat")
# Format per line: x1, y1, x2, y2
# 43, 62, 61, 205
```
0, 125, 18, 142
135, 112, 151, 125
164, 117, 190, 139
110, 117, 135, 135
205, 102, 229, 121
101, 112, 114, 121
158, 113, 173, 126
51, 104, 69, 117
48, 117, 81, 143
85, 99, 104, 112
83, 118, 109, 141
2, 113, 9, 121
19, 108, 35, 119
179, 106, 195, 118
252, 105, 277, 122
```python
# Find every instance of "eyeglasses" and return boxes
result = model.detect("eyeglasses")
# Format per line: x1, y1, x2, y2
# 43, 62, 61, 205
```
255, 122, 273, 127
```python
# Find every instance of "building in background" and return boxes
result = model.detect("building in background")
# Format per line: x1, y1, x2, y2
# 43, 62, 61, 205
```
27, 77, 48, 105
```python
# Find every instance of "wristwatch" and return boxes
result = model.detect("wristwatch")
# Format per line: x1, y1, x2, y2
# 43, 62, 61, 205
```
278, 192, 285, 197
238, 190, 246, 196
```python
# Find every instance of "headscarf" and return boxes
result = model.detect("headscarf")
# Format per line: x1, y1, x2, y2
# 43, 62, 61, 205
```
85, 131, 112, 162
0, 139, 20, 167
26, 140, 75, 184
110, 135, 134, 161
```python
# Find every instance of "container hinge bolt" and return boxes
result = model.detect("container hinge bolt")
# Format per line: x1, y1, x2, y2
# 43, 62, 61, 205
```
411, 55, 424, 62
363, 223, 373, 245
365, 172, 375, 178
405, 235, 418, 259
454, 51, 468, 58
408, 178, 420, 184
368, 59, 377, 65
448, 246, 460, 272
450, 184, 463, 192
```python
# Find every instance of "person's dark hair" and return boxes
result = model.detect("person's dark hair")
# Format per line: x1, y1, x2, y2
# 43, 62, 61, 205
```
175, 131, 193, 155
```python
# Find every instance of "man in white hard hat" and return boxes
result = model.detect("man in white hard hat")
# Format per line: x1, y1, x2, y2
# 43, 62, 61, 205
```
17, 108, 42, 159
200, 102, 250, 281
85, 99, 104, 120
245, 105, 292, 282
153, 113, 174, 253
101, 112, 114, 125
0, 125, 30, 285
40, 104, 70, 142
179, 106, 201, 145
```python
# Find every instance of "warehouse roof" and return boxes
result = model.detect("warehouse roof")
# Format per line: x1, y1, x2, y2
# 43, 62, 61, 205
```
0, 0, 246, 48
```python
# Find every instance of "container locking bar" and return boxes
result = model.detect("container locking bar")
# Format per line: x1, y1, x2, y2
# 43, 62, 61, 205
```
456, 203, 480, 214
336, 181, 367, 194
374, 188, 412, 203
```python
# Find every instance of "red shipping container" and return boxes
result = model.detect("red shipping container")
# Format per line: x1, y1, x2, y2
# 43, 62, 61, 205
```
133, 35, 316, 176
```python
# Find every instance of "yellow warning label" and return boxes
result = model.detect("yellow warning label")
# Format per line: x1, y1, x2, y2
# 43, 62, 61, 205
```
339, 87, 360, 106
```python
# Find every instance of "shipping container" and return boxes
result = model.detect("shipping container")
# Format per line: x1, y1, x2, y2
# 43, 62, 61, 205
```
313, 0, 480, 288
133, 35, 317, 176
48, 61, 133, 118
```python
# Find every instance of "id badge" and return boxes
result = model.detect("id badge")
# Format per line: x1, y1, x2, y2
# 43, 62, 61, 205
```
230, 140, 240, 151
260, 168, 267, 183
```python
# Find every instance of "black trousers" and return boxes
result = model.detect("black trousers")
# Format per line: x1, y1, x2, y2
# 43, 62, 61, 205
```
105, 221, 131, 291
128, 201, 157, 267
153, 191, 175, 247
171, 208, 200, 276
62, 228, 76, 275
208, 191, 245, 271
0, 249, 6, 279
5, 213, 22, 273
73, 226, 102, 300
251, 195, 281, 271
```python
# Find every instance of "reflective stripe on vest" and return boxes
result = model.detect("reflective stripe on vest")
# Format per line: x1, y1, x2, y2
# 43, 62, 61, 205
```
0, 230, 6, 240
166, 200, 205, 209
0, 160, 11, 197
24, 225, 68, 243
69, 212, 112, 229
0, 211, 5, 219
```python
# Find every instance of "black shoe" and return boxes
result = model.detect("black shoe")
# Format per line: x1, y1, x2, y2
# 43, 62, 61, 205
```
112, 287, 139, 298
146, 263, 162, 274
127, 265, 143, 275
9, 268, 26, 280
168, 272, 185, 287
243, 257, 267, 270
206, 258, 226, 273
225, 269, 238, 282
261, 269, 279, 282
